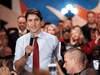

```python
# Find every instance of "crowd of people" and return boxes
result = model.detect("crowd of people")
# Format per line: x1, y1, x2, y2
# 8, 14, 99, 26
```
0, 8, 100, 75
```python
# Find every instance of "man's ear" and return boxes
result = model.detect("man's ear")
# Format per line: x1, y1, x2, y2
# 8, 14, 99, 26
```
73, 58, 77, 64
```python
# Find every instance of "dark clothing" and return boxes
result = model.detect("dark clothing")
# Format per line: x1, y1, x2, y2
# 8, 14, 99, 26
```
81, 23, 92, 42
8, 30, 29, 55
65, 69, 85, 75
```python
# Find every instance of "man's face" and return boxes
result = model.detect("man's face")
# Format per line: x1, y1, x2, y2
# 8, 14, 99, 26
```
47, 26, 55, 35
63, 52, 74, 74
92, 50, 99, 59
87, 13, 95, 24
71, 30, 80, 41
57, 22, 63, 31
27, 14, 42, 35
44, 24, 49, 29
90, 29, 99, 39
63, 20, 72, 29
44, 24, 49, 32
63, 32, 70, 40
17, 17, 27, 31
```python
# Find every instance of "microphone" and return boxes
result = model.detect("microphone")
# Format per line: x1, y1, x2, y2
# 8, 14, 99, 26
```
28, 34, 35, 56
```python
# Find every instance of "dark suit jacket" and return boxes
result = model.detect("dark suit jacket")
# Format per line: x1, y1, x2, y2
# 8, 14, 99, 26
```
8, 30, 29, 56
81, 23, 92, 42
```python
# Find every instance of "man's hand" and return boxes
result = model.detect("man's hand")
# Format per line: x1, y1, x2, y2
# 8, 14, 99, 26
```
25, 45, 34, 58
55, 62, 65, 75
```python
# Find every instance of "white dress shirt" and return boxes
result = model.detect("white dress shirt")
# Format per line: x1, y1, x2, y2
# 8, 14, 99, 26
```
13, 30, 59, 72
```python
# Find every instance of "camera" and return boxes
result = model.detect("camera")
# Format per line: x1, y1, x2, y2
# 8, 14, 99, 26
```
93, 60, 99, 70
48, 63, 57, 75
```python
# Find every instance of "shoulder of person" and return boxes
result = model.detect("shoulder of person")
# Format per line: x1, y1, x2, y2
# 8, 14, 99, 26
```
43, 31, 58, 39
9, 31, 18, 37
16, 33, 30, 42
81, 23, 88, 29
66, 45, 74, 51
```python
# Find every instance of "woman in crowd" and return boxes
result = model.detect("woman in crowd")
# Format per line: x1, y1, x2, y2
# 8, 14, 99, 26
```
66, 25, 95, 54
0, 26, 8, 49
47, 24, 64, 42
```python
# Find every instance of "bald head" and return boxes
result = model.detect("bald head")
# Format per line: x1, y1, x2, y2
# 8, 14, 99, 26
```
63, 48, 86, 74
1, 46, 12, 57
65, 48, 85, 65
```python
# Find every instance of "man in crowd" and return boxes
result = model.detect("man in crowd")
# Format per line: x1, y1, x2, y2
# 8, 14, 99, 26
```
63, 18, 72, 31
56, 48, 87, 75
43, 22, 51, 32
13, 8, 59, 73
63, 48, 86, 75
57, 20, 64, 38
8, 15, 29, 55
81, 11, 97, 41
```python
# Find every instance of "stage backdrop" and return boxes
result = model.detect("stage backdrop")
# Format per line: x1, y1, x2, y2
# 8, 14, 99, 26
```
0, 0, 100, 29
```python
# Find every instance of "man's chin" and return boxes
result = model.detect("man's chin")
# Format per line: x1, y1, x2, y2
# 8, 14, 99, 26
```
20, 28, 26, 30
88, 22, 95, 24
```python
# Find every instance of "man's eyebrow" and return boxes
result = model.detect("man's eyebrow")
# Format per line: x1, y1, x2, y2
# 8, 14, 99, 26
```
35, 18, 40, 19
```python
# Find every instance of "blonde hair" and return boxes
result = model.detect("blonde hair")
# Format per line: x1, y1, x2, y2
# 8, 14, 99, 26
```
70, 29, 86, 44
47, 24, 60, 37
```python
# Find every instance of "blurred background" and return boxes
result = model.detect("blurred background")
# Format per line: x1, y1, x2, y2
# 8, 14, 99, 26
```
0, 0, 100, 29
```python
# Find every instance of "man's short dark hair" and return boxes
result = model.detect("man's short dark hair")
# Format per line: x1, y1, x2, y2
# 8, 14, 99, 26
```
90, 28, 99, 34
66, 17, 72, 21
64, 48, 86, 64
44, 22, 51, 26
86, 11, 95, 17
57, 20, 64, 25
93, 45, 100, 51
25, 8, 43, 21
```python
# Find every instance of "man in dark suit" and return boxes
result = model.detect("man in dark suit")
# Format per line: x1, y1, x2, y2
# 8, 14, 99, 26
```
81, 11, 97, 42
8, 15, 29, 56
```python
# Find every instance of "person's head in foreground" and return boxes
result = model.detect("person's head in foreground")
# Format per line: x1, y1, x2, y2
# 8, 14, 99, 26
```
63, 48, 86, 75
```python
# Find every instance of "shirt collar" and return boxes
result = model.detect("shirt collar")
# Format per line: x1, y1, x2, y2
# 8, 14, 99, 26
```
29, 30, 44, 39
19, 29, 27, 34
37, 30, 44, 39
